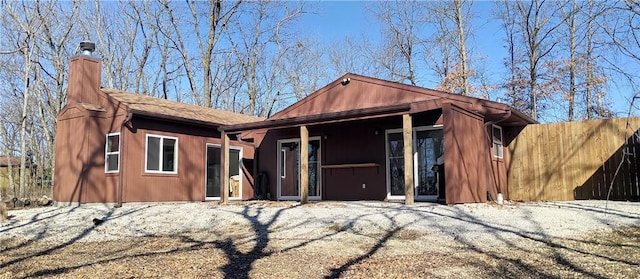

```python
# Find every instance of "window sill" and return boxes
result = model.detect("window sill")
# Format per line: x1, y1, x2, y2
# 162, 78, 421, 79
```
143, 172, 178, 176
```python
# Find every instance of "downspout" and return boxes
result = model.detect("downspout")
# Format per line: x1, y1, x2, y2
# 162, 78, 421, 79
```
116, 111, 133, 208
484, 110, 511, 200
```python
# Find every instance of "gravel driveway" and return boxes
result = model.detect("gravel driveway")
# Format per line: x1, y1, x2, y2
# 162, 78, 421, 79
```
1, 200, 639, 278
2, 200, 638, 246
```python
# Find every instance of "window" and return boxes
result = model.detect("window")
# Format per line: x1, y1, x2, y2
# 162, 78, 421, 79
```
280, 148, 286, 178
105, 133, 120, 173
492, 125, 503, 158
145, 134, 178, 173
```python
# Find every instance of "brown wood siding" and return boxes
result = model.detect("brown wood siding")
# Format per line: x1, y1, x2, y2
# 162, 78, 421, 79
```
122, 117, 254, 202
443, 103, 490, 204
67, 56, 101, 105
82, 115, 122, 203
54, 107, 125, 203
54, 112, 87, 203
272, 78, 440, 119
508, 117, 640, 201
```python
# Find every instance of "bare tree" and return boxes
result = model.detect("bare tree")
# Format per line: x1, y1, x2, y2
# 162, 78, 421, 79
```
498, 0, 565, 121
2, 1, 46, 198
228, 0, 306, 116
370, 0, 425, 85
427, 0, 475, 95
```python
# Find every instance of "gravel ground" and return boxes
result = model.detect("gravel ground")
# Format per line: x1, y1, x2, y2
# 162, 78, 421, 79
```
1, 200, 639, 278
1, 200, 638, 246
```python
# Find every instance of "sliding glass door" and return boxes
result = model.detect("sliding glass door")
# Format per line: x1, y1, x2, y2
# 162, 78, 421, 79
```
386, 126, 444, 201
205, 144, 241, 200
277, 138, 321, 200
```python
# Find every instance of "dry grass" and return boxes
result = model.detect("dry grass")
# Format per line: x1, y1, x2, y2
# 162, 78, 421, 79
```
1, 225, 638, 278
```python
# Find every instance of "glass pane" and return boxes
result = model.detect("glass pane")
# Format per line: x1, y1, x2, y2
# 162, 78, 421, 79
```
147, 137, 160, 171
388, 132, 404, 158
493, 126, 502, 144
106, 154, 119, 172
309, 140, 320, 162
162, 138, 176, 172
229, 149, 241, 198
309, 139, 321, 196
206, 146, 220, 198
229, 149, 240, 176
107, 134, 120, 152
389, 158, 405, 195
280, 149, 286, 178
415, 130, 444, 197
494, 142, 503, 157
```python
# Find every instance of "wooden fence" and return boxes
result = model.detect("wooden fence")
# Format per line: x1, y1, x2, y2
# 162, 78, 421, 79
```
508, 117, 640, 201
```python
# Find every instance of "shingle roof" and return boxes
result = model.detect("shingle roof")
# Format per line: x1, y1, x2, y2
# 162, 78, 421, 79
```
102, 89, 264, 126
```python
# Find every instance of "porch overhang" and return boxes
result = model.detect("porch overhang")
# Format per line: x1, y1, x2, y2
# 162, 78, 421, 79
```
219, 98, 536, 134
219, 103, 412, 134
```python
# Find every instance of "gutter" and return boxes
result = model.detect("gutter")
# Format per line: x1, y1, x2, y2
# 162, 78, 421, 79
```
116, 111, 133, 208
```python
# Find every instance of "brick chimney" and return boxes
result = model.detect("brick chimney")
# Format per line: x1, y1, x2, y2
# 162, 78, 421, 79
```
67, 41, 101, 105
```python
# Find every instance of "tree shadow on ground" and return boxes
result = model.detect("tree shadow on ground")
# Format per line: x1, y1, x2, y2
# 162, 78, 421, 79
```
1, 205, 150, 273
324, 210, 412, 279
3, 201, 639, 278
384, 203, 639, 278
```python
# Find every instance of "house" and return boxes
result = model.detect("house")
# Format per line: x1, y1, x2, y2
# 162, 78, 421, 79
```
53, 43, 263, 205
220, 75, 536, 204
54, 42, 536, 205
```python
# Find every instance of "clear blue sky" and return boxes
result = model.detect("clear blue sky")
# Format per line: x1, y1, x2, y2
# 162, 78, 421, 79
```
298, 1, 638, 121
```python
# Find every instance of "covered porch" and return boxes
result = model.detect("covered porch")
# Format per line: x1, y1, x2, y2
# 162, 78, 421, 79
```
220, 99, 531, 204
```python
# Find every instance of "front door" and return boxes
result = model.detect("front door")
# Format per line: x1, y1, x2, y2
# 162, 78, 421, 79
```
277, 138, 322, 200
205, 144, 242, 200
386, 126, 444, 201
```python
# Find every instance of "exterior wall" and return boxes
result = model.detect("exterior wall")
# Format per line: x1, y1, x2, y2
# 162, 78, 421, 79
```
54, 105, 126, 203
257, 112, 442, 201
442, 103, 491, 204
54, 107, 88, 203
121, 117, 255, 202
272, 77, 440, 119
489, 156, 507, 199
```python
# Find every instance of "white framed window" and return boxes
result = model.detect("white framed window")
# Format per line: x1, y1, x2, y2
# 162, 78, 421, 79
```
105, 133, 120, 173
145, 134, 178, 174
492, 125, 503, 158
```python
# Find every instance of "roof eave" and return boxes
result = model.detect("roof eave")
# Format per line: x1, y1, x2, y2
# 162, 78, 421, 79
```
131, 109, 223, 128
221, 103, 412, 133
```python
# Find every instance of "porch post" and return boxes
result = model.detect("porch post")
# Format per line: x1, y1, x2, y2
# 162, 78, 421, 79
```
221, 131, 230, 204
300, 125, 309, 204
403, 114, 414, 205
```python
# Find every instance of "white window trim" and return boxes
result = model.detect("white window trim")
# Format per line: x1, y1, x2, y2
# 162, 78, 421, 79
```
492, 125, 504, 159
204, 143, 243, 201
277, 137, 322, 201
145, 134, 179, 174
385, 125, 444, 201
105, 132, 120, 173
